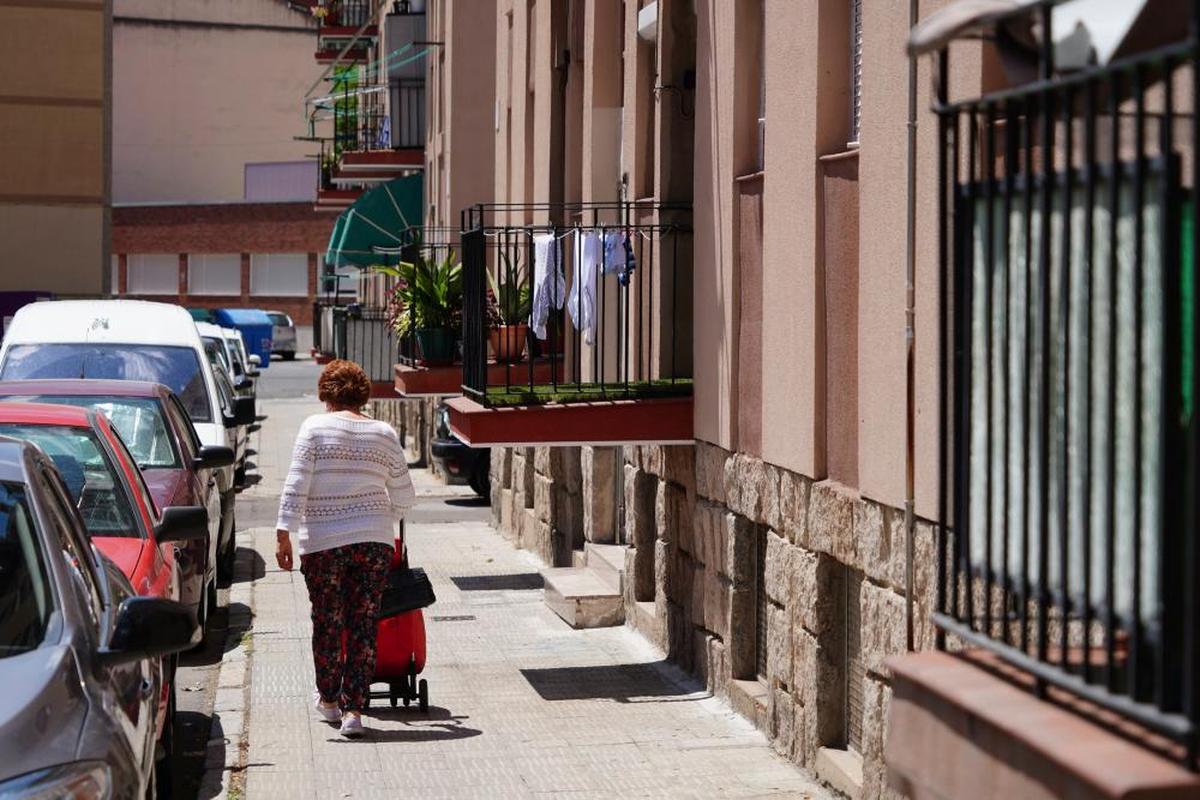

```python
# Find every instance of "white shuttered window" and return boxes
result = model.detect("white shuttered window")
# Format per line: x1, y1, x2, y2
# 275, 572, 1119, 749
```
127, 254, 178, 295
250, 253, 309, 296
189, 254, 242, 296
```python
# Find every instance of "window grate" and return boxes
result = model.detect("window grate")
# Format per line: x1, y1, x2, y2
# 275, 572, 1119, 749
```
755, 524, 768, 680
845, 567, 865, 752
849, 0, 863, 145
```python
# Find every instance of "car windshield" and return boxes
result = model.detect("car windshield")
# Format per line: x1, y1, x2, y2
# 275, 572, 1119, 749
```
0, 482, 53, 658
1, 344, 213, 423
267, 313, 289, 327
0, 425, 143, 539
23, 396, 180, 469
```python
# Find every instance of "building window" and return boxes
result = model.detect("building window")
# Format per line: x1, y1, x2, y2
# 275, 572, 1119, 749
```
848, 0, 863, 146
110, 255, 119, 296
188, 254, 242, 296
754, 523, 769, 680
844, 567, 865, 753
127, 254, 178, 295
250, 253, 309, 296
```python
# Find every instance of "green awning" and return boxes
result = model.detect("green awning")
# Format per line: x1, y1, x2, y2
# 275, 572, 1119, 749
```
324, 174, 423, 269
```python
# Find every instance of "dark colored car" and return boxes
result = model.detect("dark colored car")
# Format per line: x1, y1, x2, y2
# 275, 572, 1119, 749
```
0, 380, 235, 620
431, 402, 490, 497
0, 436, 197, 797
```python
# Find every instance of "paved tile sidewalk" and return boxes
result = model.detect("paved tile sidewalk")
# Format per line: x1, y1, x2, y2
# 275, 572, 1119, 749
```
241, 400, 829, 799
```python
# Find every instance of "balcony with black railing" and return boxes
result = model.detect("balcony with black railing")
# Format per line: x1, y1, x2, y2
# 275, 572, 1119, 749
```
891, 1, 1200, 793
445, 202, 694, 447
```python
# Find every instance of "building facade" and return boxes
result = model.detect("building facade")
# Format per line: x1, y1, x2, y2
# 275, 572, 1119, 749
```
111, 0, 332, 324
0, 0, 112, 301
421, 0, 1200, 797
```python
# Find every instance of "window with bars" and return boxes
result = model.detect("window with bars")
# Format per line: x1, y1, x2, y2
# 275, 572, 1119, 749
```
844, 567, 865, 753
755, 524, 769, 680
848, 0, 862, 147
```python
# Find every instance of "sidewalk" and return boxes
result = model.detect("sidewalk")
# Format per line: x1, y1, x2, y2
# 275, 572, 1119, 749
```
237, 399, 829, 799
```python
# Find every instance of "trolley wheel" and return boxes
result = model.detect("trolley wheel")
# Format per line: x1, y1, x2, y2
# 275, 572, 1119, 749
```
363, 692, 372, 711
389, 684, 399, 708
418, 679, 429, 712
402, 694, 410, 708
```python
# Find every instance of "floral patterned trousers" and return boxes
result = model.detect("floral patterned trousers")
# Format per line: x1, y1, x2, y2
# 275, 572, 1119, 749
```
300, 542, 393, 712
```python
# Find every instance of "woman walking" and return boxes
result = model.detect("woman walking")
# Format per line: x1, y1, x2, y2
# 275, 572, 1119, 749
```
275, 359, 416, 737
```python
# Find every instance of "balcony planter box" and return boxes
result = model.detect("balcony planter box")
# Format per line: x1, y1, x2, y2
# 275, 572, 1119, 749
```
415, 329, 456, 366
489, 324, 528, 363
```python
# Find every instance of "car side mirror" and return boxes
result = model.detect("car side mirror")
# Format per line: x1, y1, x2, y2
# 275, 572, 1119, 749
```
234, 396, 256, 426
155, 506, 208, 543
194, 445, 234, 471
249, 354, 262, 367
99, 597, 197, 667
245, 369, 260, 380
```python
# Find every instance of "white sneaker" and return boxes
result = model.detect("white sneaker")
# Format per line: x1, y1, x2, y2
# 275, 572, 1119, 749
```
314, 691, 341, 723
339, 713, 365, 738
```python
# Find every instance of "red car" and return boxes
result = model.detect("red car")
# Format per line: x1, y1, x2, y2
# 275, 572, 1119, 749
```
0, 380, 234, 634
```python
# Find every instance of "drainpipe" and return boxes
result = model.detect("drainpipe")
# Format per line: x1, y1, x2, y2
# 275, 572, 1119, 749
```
904, 0, 920, 652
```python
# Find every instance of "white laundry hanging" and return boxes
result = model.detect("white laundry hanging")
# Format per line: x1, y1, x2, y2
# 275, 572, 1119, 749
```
568, 230, 601, 345
530, 232, 566, 340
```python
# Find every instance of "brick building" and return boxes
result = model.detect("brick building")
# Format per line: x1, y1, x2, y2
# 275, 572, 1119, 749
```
112, 203, 332, 325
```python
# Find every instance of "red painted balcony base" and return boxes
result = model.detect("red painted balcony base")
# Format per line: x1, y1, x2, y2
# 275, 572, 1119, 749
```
341, 150, 424, 169
446, 395, 693, 447
886, 651, 1200, 800
394, 358, 562, 398
315, 47, 369, 64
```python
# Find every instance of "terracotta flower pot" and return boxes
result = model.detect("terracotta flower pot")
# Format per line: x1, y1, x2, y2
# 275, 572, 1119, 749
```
489, 324, 529, 363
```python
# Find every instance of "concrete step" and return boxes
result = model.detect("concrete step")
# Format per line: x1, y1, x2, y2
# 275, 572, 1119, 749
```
542, 567, 625, 629
584, 543, 626, 594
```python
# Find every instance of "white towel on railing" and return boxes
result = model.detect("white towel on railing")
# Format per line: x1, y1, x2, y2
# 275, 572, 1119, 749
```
531, 232, 566, 340
568, 230, 601, 345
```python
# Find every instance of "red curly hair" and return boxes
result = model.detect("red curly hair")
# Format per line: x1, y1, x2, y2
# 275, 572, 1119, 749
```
318, 359, 372, 409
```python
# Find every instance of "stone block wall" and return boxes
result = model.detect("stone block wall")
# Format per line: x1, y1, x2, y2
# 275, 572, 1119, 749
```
369, 397, 444, 479
490, 445, 587, 567
486, 435, 938, 798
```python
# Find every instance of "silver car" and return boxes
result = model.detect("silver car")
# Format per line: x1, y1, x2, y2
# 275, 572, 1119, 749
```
0, 437, 197, 797
267, 311, 297, 360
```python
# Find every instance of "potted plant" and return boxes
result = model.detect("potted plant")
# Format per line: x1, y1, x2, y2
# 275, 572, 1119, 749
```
487, 253, 532, 363
377, 250, 463, 366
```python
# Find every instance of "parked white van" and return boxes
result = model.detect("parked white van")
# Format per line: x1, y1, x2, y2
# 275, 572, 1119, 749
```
0, 300, 253, 579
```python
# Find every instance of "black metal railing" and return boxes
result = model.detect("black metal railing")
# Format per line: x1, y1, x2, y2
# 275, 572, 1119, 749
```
932, 0, 1198, 766
338, 305, 399, 383
321, 0, 372, 28
331, 80, 424, 155
459, 202, 692, 406
371, 226, 461, 368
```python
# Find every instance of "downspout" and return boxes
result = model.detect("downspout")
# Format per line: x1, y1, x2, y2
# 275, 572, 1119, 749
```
904, 0, 920, 652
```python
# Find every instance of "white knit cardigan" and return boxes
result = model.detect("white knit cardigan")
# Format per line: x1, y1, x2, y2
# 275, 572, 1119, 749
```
276, 413, 417, 555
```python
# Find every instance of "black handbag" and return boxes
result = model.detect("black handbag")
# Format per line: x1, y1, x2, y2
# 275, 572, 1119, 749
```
379, 535, 436, 618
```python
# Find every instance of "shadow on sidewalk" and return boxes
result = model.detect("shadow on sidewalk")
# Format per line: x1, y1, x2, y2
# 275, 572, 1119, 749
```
344, 706, 483, 743
233, 548, 266, 584
520, 662, 704, 703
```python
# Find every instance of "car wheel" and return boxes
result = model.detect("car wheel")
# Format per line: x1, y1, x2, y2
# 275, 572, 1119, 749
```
468, 459, 490, 498
218, 513, 237, 584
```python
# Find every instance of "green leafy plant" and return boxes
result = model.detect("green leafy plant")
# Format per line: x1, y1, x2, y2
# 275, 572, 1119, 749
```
487, 251, 532, 326
376, 250, 463, 337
